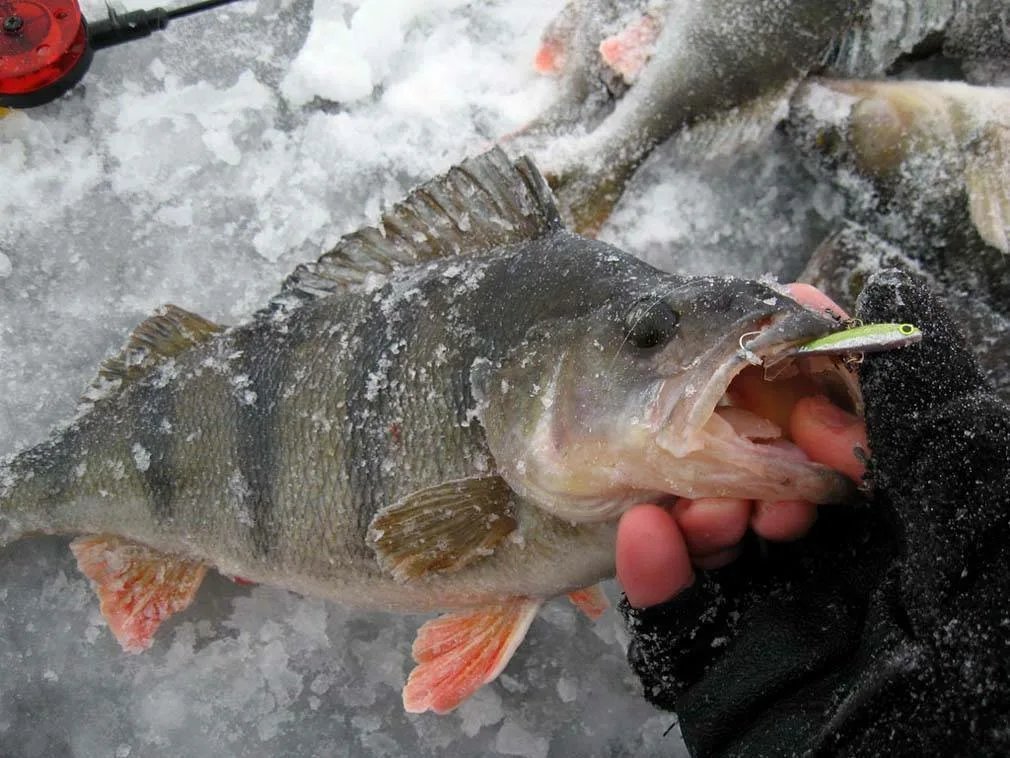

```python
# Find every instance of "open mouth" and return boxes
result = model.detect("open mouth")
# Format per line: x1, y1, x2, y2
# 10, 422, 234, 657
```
652, 310, 862, 504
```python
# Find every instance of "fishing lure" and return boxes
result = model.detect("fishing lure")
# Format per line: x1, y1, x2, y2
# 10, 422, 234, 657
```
794, 322, 922, 356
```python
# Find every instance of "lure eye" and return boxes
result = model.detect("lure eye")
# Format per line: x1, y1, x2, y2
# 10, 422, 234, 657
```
899, 324, 915, 335
624, 299, 680, 351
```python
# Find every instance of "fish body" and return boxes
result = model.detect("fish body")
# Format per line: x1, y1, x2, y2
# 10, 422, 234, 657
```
0, 149, 855, 711
826, 0, 1010, 84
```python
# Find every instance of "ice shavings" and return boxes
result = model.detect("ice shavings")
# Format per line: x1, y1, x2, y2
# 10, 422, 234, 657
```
282, 0, 473, 107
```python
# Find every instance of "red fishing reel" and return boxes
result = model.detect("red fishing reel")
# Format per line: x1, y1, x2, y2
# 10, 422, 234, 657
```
1, 0, 241, 108
0, 0, 92, 107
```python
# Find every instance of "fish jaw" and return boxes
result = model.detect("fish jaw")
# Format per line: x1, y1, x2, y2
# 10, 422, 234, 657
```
482, 296, 860, 523
641, 311, 860, 505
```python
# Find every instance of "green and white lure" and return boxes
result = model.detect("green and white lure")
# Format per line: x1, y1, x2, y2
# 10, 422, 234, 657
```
795, 322, 922, 357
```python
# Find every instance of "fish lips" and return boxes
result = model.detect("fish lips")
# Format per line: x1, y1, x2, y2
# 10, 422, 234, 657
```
650, 304, 857, 504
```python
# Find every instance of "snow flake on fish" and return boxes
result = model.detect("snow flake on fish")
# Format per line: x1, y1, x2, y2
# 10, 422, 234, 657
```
227, 471, 254, 526
364, 356, 394, 401
131, 443, 151, 473
433, 344, 450, 367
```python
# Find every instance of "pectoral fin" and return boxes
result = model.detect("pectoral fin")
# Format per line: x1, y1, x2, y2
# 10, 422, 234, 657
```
367, 476, 518, 582
965, 124, 1010, 254
403, 597, 543, 714
70, 535, 207, 653
567, 584, 610, 620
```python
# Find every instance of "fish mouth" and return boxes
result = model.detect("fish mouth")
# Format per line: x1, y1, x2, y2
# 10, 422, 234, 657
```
649, 307, 861, 504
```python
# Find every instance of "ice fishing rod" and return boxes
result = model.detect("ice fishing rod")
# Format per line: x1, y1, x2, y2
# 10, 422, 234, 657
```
0, 0, 244, 108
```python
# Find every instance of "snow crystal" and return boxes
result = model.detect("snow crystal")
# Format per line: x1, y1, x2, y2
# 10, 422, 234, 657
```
495, 723, 550, 758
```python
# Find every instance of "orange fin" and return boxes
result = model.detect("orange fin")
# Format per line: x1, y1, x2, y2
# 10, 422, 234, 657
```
70, 535, 207, 653
598, 13, 662, 83
567, 584, 610, 620
534, 39, 566, 75
403, 597, 542, 714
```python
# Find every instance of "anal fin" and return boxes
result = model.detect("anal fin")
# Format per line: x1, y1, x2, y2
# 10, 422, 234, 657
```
70, 535, 207, 653
567, 584, 609, 620
403, 597, 542, 714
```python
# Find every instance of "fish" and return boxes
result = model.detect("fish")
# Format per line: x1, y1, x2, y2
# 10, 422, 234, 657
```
825, 0, 1010, 85
788, 77, 1010, 341
789, 78, 1010, 255
512, 0, 870, 234
0, 148, 859, 713
515, 0, 1009, 236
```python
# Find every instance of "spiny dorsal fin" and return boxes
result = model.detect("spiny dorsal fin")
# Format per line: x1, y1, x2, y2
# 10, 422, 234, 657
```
85, 305, 222, 401
269, 148, 562, 313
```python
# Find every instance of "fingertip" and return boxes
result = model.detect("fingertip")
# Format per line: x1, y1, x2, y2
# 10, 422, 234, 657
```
784, 283, 850, 319
791, 395, 869, 483
617, 505, 695, 608
751, 499, 818, 541
673, 498, 752, 555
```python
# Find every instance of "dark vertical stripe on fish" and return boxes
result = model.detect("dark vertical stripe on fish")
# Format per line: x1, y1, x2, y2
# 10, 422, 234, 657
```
231, 326, 286, 558
134, 385, 177, 524
343, 293, 397, 537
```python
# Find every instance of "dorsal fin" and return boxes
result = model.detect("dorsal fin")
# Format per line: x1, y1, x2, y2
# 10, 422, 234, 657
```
266, 147, 563, 314
83, 305, 223, 401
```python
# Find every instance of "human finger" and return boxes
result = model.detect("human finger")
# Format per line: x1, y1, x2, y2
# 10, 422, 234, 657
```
672, 497, 752, 556
617, 504, 695, 608
790, 395, 869, 483
785, 282, 850, 319
751, 499, 819, 541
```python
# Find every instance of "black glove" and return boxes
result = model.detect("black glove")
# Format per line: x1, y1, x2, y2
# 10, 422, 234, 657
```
621, 271, 1010, 757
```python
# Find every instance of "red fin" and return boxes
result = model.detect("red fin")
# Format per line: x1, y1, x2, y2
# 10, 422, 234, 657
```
567, 584, 610, 621
403, 597, 542, 714
533, 39, 566, 75
70, 535, 207, 653
598, 14, 662, 83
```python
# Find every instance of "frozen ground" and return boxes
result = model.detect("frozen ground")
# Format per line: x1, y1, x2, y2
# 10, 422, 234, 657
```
0, 1, 852, 756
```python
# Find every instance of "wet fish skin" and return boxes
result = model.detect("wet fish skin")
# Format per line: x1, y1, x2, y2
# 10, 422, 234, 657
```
826, 0, 1010, 84
2, 236, 645, 610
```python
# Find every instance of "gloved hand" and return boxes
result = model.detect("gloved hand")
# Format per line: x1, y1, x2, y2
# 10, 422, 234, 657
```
620, 271, 1010, 757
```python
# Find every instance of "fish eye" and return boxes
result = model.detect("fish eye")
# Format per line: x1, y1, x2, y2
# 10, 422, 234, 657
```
624, 299, 680, 351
